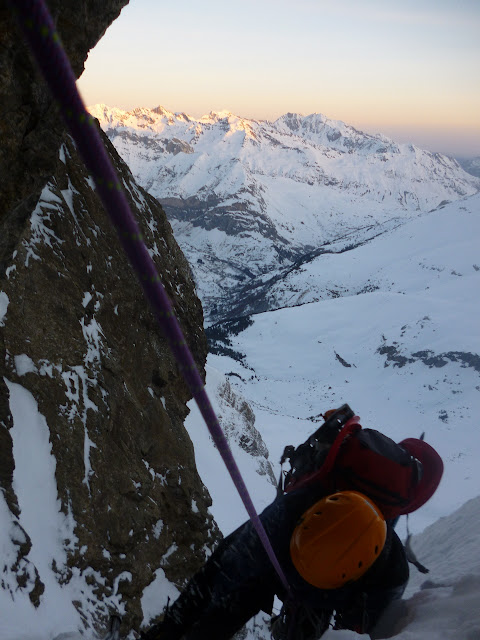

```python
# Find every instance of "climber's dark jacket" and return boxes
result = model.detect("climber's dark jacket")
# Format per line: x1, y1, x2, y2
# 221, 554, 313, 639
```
143, 480, 409, 640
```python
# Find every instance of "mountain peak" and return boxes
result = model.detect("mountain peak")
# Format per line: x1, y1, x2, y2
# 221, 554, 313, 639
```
203, 109, 237, 123
151, 105, 173, 117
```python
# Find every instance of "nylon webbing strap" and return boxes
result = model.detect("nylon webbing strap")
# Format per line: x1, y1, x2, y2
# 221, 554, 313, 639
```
10, 0, 291, 594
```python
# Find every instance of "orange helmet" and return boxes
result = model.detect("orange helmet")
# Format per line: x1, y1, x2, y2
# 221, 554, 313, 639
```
290, 491, 387, 590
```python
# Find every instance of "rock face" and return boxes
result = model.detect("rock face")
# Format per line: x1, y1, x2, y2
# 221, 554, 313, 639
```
0, 2, 218, 636
217, 378, 276, 486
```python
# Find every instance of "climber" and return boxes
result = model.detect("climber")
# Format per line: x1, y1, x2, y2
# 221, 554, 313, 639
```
141, 405, 443, 640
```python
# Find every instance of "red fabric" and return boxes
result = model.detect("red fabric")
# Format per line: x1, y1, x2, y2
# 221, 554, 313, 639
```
285, 420, 443, 520
396, 438, 444, 515
334, 436, 413, 519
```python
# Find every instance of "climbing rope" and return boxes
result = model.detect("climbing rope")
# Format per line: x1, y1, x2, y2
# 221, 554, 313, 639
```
8, 0, 291, 596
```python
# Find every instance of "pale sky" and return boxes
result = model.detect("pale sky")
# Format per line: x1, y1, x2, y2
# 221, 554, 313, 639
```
78, 0, 480, 157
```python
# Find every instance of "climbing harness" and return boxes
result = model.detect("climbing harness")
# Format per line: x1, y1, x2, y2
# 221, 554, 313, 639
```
9, 0, 292, 631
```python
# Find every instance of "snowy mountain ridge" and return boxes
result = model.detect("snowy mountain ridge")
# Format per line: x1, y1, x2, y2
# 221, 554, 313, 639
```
90, 104, 477, 211
89, 104, 479, 323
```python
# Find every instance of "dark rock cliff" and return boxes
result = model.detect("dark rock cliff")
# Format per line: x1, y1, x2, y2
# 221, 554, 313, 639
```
0, 1, 219, 635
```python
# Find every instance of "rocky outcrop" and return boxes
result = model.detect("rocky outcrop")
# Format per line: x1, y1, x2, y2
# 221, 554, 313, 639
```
0, 0, 129, 249
217, 378, 276, 485
0, 2, 219, 636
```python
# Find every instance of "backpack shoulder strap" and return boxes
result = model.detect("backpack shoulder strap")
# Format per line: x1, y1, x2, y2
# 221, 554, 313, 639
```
284, 416, 361, 493
318, 416, 362, 478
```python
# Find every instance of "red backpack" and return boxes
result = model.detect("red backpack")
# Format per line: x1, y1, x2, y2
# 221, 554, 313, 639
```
280, 405, 443, 520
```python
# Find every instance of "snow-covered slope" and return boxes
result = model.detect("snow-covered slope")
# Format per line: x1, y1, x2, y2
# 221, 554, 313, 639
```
184, 365, 277, 534
225, 192, 480, 318
89, 105, 479, 323
204, 194, 480, 536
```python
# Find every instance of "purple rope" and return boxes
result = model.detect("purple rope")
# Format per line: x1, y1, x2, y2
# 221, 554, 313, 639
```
10, 0, 291, 595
